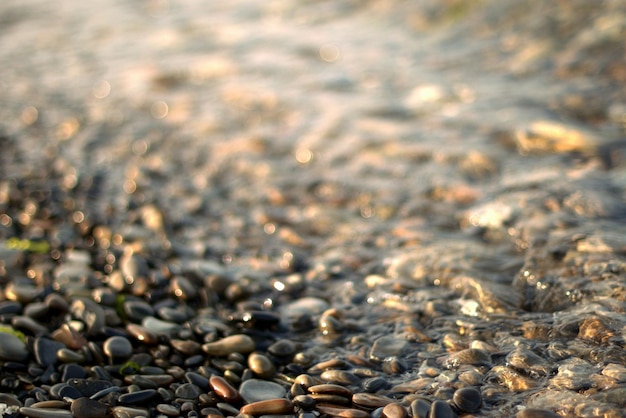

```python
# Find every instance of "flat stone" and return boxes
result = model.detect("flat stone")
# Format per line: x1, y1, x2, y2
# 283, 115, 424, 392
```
118, 389, 158, 405
18, 407, 73, 418
141, 316, 180, 336
239, 379, 287, 403
240, 399, 293, 416
369, 336, 408, 361
70, 397, 110, 418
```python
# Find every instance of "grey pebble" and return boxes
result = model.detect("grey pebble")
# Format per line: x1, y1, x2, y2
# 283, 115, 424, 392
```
103, 336, 133, 359
34, 337, 66, 367
141, 316, 180, 336
429, 400, 457, 418
175, 383, 201, 399
156, 403, 180, 417
0, 330, 28, 361
118, 389, 158, 405
369, 336, 408, 361
70, 397, 110, 418
240, 379, 287, 403
123, 300, 155, 323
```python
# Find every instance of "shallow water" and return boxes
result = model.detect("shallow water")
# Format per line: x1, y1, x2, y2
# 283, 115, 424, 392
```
1, 0, 626, 417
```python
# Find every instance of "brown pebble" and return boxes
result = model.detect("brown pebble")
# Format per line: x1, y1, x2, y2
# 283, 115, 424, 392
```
515, 409, 560, 418
308, 359, 348, 373
308, 384, 353, 398
382, 402, 408, 418
309, 393, 351, 405
209, 375, 241, 403
316, 405, 370, 418
352, 393, 394, 409
294, 374, 317, 388
240, 399, 293, 416
248, 352, 276, 378
203, 334, 255, 356
320, 370, 359, 385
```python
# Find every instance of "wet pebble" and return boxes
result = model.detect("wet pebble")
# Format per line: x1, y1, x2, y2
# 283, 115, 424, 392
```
352, 393, 394, 409
109, 406, 149, 418
381, 402, 407, 418
18, 407, 73, 418
125, 324, 158, 344
239, 378, 286, 403
156, 403, 180, 417
103, 336, 133, 360
410, 399, 431, 418
51, 324, 88, 350
429, 400, 457, 418
452, 386, 482, 413
13, 316, 47, 337
293, 394, 316, 410
210, 375, 241, 403
316, 405, 370, 418
0, 329, 28, 361
118, 389, 158, 405
444, 348, 492, 369
320, 370, 360, 385
175, 383, 201, 400
123, 300, 155, 323
248, 352, 276, 378
203, 334, 255, 356
369, 336, 408, 361
239, 398, 294, 416
70, 397, 110, 418
515, 409, 560, 418
141, 316, 180, 336
267, 339, 297, 358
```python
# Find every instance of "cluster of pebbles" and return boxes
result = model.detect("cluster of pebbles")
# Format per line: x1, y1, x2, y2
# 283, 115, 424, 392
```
3, 169, 626, 418
2, 0, 626, 417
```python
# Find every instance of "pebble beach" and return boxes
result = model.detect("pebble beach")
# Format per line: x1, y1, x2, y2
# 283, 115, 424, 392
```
1, 1, 626, 417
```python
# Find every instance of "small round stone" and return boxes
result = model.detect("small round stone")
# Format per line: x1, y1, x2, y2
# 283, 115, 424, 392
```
239, 379, 288, 403
382, 402, 408, 418
248, 352, 276, 378
103, 336, 133, 359
452, 386, 481, 413
267, 339, 297, 357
